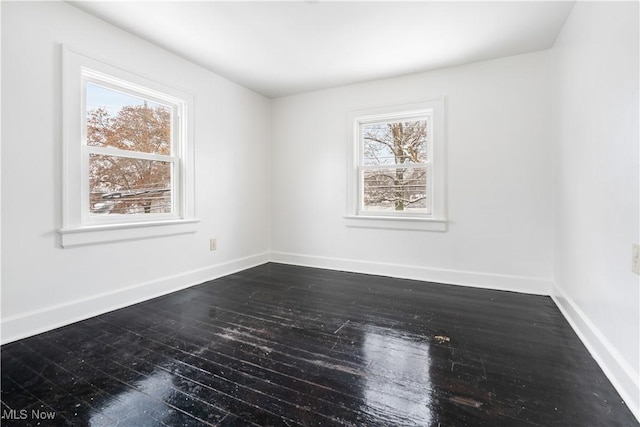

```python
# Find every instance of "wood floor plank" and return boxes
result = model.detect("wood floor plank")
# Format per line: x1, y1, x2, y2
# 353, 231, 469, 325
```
92, 305, 432, 423
1, 263, 637, 426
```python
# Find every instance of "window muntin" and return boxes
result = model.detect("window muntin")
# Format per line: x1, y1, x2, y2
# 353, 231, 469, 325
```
80, 69, 184, 224
357, 111, 433, 216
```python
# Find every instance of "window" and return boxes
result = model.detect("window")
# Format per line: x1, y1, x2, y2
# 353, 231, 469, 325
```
360, 113, 430, 215
346, 100, 446, 231
61, 47, 197, 247
85, 79, 177, 217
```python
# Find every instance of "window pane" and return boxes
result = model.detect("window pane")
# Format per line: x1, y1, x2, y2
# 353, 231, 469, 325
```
86, 83, 172, 155
363, 119, 428, 166
362, 167, 429, 213
89, 154, 172, 215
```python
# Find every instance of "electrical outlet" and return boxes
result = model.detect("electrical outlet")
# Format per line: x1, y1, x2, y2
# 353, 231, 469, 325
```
210, 238, 217, 251
633, 244, 640, 275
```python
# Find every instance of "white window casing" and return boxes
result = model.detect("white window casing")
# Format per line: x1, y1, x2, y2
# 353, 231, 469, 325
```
345, 100, 447, 231
60, 46, 198, 247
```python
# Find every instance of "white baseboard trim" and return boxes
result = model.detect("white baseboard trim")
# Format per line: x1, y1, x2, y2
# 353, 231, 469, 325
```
0, 252, 270, 346
269, 251, 552, 295
3, 251, 636, 422
551, 283, 640, 423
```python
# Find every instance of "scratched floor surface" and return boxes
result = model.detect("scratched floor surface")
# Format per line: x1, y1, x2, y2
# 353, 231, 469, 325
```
1, 263, 637, 426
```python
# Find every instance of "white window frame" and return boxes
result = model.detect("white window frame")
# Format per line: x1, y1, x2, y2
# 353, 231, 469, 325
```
345, 100, 447, 231
60, 46, 198, 247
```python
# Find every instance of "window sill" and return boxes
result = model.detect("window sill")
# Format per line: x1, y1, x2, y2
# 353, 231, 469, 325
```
344, 215, 447, 232
59, 219, 200, 248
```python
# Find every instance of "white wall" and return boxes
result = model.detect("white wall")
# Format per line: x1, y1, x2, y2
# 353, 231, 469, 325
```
1, 0, 638, 420
552, 1, 639, 418
1, 2, 271, 343
271, 51, 554, 294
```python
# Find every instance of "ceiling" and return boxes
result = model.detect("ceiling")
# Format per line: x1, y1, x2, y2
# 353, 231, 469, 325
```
69, 1, 575, 98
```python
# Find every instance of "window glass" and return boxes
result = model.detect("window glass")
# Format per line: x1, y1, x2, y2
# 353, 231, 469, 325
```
359, 115, 431, 215
362, 119, 428, 166
86, 83, 172, 155
84, 81, 177, 218
89, 154, 173, 215
362, 166, 429, 213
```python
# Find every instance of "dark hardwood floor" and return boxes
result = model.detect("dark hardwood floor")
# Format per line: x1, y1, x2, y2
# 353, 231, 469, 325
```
1, 263, 637, 426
